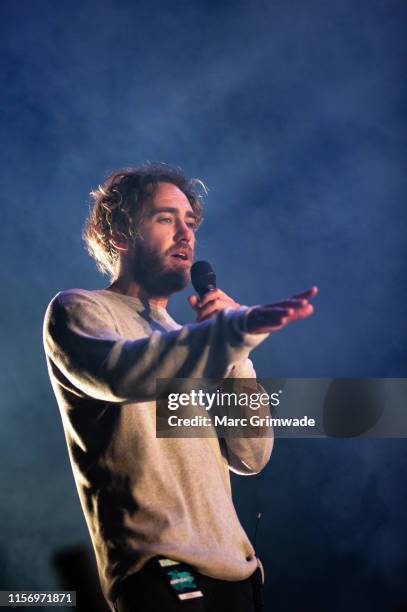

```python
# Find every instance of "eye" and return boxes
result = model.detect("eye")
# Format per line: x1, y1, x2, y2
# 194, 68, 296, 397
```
186, 218, 199, 231
158, 216, 173, 224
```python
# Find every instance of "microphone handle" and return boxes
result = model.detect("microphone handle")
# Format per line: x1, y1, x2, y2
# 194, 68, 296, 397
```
198, 284, 216, 299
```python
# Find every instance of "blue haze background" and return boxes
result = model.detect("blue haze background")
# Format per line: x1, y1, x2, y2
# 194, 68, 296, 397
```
1, 0, 406, 610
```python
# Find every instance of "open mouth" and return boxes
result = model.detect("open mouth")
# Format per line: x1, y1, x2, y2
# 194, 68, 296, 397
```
171, 252, 189, 261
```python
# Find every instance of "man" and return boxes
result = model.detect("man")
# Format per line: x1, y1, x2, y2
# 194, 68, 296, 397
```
43, 163, 317, 612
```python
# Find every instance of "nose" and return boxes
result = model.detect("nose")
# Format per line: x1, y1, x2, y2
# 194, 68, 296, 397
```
174, 218, 194, 244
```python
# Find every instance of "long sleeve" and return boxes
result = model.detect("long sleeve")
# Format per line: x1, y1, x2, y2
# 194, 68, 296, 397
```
221, 358, 274, 475
43, 289, 268, 404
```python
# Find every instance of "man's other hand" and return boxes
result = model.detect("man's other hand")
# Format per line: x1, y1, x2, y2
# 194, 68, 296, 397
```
246, 286, 318, 334
188, 289, 240, 322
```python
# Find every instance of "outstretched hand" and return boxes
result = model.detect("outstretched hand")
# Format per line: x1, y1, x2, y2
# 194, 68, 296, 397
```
246, 286, 318, 334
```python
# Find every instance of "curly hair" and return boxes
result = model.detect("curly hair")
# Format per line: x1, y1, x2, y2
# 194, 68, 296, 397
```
83, 162, 205, 279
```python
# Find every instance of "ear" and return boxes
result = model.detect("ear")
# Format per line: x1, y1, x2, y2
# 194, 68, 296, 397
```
110, 233, 129, 252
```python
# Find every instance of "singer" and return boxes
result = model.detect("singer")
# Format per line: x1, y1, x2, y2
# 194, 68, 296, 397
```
43, 163, 317, 612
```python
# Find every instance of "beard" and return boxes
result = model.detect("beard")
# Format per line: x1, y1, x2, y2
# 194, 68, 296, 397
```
130, 240, 191, 298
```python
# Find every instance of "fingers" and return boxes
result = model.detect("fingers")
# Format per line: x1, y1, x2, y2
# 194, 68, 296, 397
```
199, 298, 239, 321
284, 301, 314, 320
198, 289, 235, 307
188, 295, 199, 309
291, 286, 318, 300
272, 298, 309, 309
273, 302, 314, 323
198, 298, 224, 321
247, 296, 316, 334
262, 287, 318, 311
259, 286, 318, 324
187, 289, 240, 322
247, 306, 293, 334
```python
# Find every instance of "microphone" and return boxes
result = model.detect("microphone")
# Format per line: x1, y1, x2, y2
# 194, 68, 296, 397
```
190, 261, 217, 298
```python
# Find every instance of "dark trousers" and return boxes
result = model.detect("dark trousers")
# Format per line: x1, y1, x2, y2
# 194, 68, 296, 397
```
113, 558, 263, 612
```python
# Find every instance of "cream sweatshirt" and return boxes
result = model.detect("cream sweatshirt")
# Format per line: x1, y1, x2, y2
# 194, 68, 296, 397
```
43, 288, 273, 608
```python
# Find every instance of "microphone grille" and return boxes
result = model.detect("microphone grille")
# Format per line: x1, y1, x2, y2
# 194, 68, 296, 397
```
191, 260, 217, 297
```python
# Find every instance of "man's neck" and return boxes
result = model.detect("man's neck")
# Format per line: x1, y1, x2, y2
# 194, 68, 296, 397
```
106, 279, 169, 309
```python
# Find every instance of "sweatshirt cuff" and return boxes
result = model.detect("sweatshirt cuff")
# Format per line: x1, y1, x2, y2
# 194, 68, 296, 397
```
228, 306, 270, 348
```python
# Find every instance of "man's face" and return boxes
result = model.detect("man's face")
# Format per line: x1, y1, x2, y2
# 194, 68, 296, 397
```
128, 182, 198, 297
